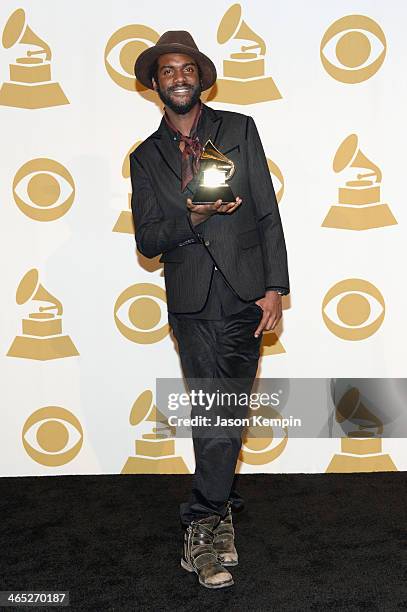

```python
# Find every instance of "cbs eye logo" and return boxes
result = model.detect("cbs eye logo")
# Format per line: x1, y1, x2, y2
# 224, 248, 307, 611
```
322, 278, 385, 340
13, 158, 75, 221
320, 15, 386, 83
22, 406, 83, 466
240, 406, 288, 466
104, 24, 159, 91
267, 158, 284, 204
114, 282, 169, 344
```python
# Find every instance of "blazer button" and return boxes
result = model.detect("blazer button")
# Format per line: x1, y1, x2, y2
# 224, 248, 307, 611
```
204, 240, 210, 246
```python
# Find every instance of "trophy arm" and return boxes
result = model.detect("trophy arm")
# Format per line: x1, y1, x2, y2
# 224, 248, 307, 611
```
225, 161, 235, 181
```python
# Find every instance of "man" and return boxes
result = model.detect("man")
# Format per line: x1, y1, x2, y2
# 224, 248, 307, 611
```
131, 31, 289, 589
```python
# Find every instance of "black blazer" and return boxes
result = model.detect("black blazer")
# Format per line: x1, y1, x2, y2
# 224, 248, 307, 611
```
130, 103, 289, 313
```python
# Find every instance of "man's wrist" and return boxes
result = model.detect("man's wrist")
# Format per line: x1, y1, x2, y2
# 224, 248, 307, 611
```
187, 210, 199, 230
186, 211, 206, 244
266, 287, 287, 296
187, 210, 207, 228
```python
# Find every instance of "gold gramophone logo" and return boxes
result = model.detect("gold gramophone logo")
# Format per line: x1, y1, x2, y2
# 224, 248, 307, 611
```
113, 141, 141, 234
322, 134, 396, 230
22, 406, 83, 466
114, 283, 169, 344
13, 158, 75, 221
239, 405, 288, 466
208, 3, 282, 105
104, 24, 159, 91
0, 8, 69, 109
320, 15, 386, 83
7, 269, 79, 360
322, 279, 385, 341
326, 386, 397, 473
122, 390, 189, 474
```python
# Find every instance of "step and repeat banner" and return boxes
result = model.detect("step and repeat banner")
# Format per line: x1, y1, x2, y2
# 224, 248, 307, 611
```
1, 1, 406, 476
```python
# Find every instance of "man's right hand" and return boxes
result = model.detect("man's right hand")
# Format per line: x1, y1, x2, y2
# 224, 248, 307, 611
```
187, 197, 242, 226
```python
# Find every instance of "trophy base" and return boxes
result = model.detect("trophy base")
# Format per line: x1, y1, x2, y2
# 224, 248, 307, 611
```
260, 331, 286, 356
112, 210, 134, 234
206, 76, 282, 105
193, 184, 235, 204
0, 81, 69, 109
7, 334, 79, 360
121, 455, 190, 474
326, 453, 397, 473
322, 203, 397, 230
326, 437, 397, 472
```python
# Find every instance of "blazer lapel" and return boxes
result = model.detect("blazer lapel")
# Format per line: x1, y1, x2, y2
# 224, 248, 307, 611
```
151, 117, 182, 184
199, 104, 223, 148
151, 116, 196, 196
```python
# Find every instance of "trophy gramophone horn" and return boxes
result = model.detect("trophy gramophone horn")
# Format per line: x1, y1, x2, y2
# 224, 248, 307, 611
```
2, 8, 51, 61
217, 4, 266, 55
16, 268, 63, 315
335, 387, 383, 434
201, 140, 235, 181
333, 134, 382, 182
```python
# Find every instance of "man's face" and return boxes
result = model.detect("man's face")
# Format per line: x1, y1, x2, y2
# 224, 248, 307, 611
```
152, 53, 202, 115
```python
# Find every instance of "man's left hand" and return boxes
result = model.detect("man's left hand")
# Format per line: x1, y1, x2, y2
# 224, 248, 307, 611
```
254, 291, 283, 338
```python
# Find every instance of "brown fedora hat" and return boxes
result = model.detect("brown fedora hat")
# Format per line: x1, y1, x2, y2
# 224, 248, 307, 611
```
134, 30, 217, 91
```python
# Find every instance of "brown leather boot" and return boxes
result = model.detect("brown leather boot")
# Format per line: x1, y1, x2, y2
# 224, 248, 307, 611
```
213, 501, 238, 566
181, 515, 234, 589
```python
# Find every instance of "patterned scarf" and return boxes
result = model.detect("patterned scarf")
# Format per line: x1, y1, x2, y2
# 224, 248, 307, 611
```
164, 101, 203, 191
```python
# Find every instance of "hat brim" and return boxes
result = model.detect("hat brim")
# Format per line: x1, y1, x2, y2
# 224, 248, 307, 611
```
134, 43, 217, 91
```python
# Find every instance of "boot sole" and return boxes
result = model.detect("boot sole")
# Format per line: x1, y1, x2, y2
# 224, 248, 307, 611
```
180, 557, 234, 589
219, 559, 238, 567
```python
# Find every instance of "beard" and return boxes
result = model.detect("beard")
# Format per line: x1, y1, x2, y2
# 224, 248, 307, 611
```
156, 81, 202, 115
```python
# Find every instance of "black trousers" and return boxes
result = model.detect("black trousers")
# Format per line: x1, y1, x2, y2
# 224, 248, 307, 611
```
168, 302, 263, 528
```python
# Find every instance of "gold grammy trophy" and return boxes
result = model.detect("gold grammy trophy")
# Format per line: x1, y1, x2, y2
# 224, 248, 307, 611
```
208, 4, 281, 104
122, 390, 189, 474
193, 140, 235, 204
7, 269, 78, 361
322, 134, 397, 230
0, 8, 69, 109
326, 386, 397, 473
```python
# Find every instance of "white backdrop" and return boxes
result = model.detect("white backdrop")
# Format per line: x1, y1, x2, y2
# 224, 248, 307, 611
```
0, 0, 406, 476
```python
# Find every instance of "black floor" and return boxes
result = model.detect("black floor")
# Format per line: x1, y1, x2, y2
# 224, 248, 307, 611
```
0, 472, 406, 611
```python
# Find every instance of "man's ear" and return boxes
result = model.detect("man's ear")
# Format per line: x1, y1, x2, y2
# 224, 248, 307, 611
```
151, 77, 158, 91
